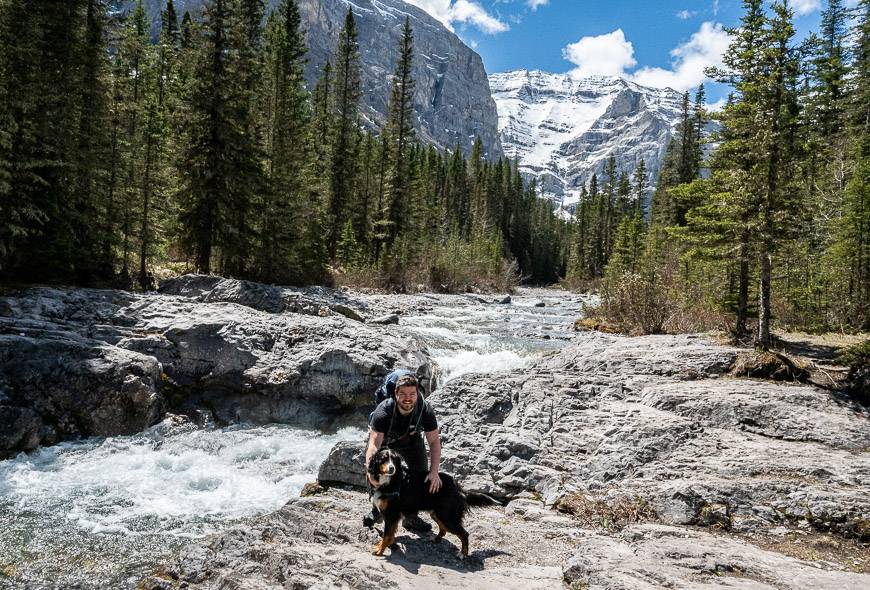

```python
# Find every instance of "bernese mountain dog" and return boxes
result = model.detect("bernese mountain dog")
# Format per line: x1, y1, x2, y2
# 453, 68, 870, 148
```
367, 448, 499, 557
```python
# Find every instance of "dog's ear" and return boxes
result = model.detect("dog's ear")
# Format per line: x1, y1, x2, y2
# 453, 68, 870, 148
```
389, 450, 407, 472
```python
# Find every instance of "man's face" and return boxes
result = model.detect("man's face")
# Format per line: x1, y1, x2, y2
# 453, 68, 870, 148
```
395, 385, 417, 414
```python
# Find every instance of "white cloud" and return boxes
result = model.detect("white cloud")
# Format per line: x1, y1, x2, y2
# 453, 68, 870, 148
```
791, 0, 821, 15
676, 10, 695, 20
527, 0, 550, 9
562, 29, 637, 78
404, 0, 509, 34
631, 21, 729, 92
706, 96, 728, 112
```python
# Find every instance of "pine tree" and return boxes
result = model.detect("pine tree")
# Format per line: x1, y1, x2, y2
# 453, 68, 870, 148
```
257, 0, 319, 283
311, 59, 333, 184
177, 0, 265, 276
381, 17, 416, 249
163, 0, 180, 45
328, 8, 362, 260
700, 0, 801, 345
72, 0, 112, 282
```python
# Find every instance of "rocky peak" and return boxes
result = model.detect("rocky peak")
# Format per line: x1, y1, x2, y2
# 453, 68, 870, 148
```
490, 69, 685, 213
111, 0, 502, 158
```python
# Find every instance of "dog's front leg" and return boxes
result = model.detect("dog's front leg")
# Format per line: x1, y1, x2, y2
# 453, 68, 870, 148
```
373, 517, 399, 556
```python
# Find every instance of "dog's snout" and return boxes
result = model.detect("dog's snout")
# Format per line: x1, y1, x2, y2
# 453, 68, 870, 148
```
386, 464, 396, 476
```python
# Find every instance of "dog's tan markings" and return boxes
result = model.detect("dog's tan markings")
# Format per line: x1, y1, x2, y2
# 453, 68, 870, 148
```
379, 462, 390, 475
374, 498, 389, 512
431, 514, 448, 542
373, 521, 399, 556
458, 529, 469, 557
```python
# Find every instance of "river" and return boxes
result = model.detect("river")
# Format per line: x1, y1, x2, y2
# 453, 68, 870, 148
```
0, 287, 586, 589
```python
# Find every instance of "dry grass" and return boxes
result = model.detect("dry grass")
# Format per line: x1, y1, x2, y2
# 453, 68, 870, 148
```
331, 257, 520, 294
739, 530, 870, 574
573, 317, 621, 334
728, 350, 811, 382
553, 492, 657, 532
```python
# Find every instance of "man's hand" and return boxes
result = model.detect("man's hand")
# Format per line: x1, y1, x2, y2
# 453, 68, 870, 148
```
367, 471, 378, 487
425, 470, 442, 494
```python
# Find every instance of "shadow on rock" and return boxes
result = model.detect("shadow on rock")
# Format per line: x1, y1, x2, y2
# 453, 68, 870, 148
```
382, 532, 509, 573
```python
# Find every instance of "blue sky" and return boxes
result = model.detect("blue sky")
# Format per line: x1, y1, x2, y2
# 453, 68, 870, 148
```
404, 1, 833, 105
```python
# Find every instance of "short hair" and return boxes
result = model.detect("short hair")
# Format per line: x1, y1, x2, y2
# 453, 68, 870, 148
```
395, 374, 418, 392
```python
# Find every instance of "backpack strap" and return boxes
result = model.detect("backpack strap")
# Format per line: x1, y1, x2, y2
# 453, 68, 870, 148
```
383, 394, 428, 447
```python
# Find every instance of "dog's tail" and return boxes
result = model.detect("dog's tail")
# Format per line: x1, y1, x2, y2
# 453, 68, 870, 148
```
464, 492, 501, 508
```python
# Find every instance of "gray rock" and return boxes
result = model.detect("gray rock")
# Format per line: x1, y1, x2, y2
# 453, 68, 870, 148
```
0, 277, 429, 455
429, 334, 870, 537
318, 440, 367, 488
496, 295, 512, 304
145, 329, 870, 589
562, 523, 869, 590
0, 329, 164, 458
143, 487, 571, 590
369, 313, 400, 325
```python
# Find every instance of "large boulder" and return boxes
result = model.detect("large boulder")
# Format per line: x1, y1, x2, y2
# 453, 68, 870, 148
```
0, 277, 430, 455
429, 334, 870, 538
0, 329, 163, 458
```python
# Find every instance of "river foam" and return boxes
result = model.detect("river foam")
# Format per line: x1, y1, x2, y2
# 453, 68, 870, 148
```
1, 421, 364, 538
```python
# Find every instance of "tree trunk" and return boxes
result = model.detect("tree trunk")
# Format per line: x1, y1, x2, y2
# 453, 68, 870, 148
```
757, 245, 772, 349
736, 234, 750, 340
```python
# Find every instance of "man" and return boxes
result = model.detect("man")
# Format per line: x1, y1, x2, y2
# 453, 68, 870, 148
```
364, 373, 442, 531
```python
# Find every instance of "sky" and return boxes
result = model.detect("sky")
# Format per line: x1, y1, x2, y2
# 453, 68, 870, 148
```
402, 0, 838, 106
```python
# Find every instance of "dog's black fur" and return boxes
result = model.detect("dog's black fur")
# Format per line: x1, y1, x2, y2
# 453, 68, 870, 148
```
367, 448, 498, 557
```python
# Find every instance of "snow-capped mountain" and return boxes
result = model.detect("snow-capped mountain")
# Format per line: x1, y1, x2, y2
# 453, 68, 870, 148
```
490, 70, 685, 213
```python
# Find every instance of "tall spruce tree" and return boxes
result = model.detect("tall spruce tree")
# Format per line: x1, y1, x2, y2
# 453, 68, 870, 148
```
177, 0, 265, 276
257, 0, 319, 283
379, 17, 417, 252
328, 8, 362, 260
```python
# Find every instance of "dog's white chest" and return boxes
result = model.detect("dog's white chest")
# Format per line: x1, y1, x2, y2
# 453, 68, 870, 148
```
371, 489, 392, 512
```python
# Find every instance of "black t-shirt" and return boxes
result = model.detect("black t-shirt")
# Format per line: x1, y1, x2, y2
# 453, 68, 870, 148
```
370, 398, 438, 472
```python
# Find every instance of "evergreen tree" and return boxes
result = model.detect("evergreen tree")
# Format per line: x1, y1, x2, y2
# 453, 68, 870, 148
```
311, 59, 333, 183
381, 17, 416, 249
257, 0, 321, 283
328, 8, 362, 260
73, 0, 112, 282
177, 0, 265, 276
163, 0, 180, 45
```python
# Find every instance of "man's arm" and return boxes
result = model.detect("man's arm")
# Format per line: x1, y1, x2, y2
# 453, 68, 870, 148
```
424, 429, 442, 493
365, 429, 384, 486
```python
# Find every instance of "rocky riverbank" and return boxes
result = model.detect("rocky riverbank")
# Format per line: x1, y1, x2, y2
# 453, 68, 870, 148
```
143, 331, 869, 589
0, 275, 431, 458
2, 278, 868, 589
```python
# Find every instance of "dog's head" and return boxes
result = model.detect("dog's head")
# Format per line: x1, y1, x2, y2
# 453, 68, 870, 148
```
368, 448, 404, 487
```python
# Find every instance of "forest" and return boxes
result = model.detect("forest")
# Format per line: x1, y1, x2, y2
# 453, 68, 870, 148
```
568, 0, 870, 347
0, 0, 565, 293
1, 0, 869, 349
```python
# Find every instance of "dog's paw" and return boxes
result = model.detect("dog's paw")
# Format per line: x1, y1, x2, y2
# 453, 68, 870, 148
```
372, 544, 385, 556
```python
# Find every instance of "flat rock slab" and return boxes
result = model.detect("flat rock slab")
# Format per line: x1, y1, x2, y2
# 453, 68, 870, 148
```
427, 333, 870, 538
564, 524, 869, 590
142, 489, 870, 590
142, 488, 576, 590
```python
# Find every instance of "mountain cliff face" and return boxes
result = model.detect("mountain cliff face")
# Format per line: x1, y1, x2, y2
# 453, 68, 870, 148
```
489, 70, 684, 211
113, 0, 502, 158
